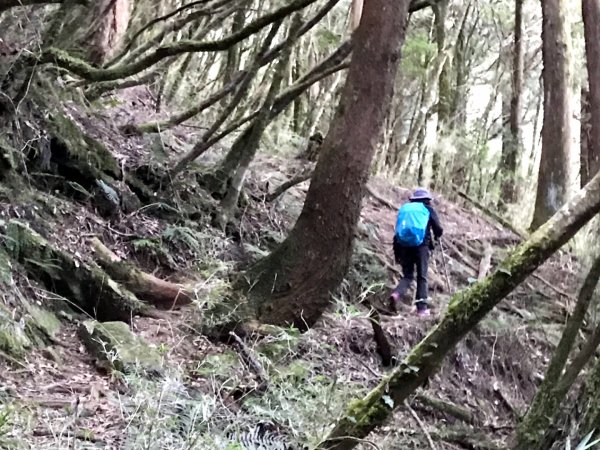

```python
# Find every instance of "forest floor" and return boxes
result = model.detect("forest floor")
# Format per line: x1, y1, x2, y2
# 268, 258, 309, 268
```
0, 87, 585, 450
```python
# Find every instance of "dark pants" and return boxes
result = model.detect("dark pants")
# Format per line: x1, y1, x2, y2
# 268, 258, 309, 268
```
392, 240, 430, 310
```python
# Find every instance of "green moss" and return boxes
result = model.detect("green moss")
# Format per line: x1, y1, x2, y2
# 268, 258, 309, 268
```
45, 111, 121, 178
4, 220, 149, 321
26, 305, 61, 340
79, 320, 163, 374
0, 312, 31, 357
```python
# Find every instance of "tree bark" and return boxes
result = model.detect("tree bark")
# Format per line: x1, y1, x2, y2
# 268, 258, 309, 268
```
236, 0, 411, 329
530, 0, 572, 230
318, 168, 600, 449
515, 254, 600, 450
582, 0, 600, 186
499, 0, 523, 205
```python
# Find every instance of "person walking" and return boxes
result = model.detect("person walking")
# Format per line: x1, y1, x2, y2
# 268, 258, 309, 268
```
390, 188, 443, 317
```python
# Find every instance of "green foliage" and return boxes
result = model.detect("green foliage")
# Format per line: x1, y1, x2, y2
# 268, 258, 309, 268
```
400, 31, 437, 78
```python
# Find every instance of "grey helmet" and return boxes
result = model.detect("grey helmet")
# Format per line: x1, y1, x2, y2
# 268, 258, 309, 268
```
409, 187, 432, 201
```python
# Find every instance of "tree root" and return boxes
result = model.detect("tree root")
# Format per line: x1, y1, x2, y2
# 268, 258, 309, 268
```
3, 220, 153, 322
91, 238, 193, 308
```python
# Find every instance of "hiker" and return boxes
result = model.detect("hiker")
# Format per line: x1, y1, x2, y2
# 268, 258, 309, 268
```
390, 187, 443, 317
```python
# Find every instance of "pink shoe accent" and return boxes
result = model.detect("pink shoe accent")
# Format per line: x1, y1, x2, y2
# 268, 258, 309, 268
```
390, 291, 400, 302
416, 308, 431, 318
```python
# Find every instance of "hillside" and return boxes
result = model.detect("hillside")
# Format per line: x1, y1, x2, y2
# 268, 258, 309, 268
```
0, 87, 583, 450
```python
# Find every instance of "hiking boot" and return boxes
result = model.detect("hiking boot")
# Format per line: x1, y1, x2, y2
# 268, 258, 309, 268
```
414, 299, 430, 318
389, 291, 401, 312
416, 308, 431, 318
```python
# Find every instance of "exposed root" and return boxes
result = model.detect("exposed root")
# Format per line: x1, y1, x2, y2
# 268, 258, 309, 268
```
91, 238, 193, 308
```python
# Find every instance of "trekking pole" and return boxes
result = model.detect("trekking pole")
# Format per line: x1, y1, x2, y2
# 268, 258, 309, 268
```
438, 239, 452, 293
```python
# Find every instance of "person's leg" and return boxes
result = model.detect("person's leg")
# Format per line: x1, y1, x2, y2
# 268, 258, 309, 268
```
390, 245, 415, 308
415, 245, 430, 314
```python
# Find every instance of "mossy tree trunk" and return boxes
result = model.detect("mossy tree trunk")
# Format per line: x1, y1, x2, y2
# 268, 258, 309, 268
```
236, 0, 412, 329
582, 355, 600, 437
318, 167, 600, 450
499, 0, 523, 206
530, 0, 572, 230
515, 254, 600, 450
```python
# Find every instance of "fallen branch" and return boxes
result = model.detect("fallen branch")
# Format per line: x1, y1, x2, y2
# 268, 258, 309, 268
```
452, 186, 526, 239
229, 331, 269, 391
91, 238, 193, 308
414, 393, 476, 425
366, 185, 397, 211
404, 400, 438, 450
266, 167, 313, 201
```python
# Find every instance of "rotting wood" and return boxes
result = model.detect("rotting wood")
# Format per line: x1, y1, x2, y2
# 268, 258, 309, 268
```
91, 238, 193, 308
414, 393, 476, 425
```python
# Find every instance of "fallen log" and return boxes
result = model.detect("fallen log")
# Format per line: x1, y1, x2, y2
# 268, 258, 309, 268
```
91, 238, 193, 308
452, 186, 526, 239
414, 393, 477, 425
3, 220, 152, 322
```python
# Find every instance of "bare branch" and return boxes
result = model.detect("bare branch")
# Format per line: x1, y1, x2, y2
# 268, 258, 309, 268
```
34, 0, 320, 81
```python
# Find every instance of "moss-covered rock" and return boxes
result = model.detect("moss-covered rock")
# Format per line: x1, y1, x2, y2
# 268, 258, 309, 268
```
79, 320, 163, 374
0, 312, 32, 357
26, 305, 61, 340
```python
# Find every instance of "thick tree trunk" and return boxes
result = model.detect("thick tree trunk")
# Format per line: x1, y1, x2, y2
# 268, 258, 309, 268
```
318, 168, 600, 449
515, 254, 600, 450
499, 0, 523, 205
582, 0, 600, 186
530, 0, 572, 230
237, 0, 411, 329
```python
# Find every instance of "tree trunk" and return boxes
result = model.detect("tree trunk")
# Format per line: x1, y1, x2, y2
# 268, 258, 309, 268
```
217, 16, 300, 227
582, 0, 600, 186
318, 168, 600, 449
431, 0, 450, 189
582, 355, 600, 437
530, 0, 572, 230
515, 254, 600, 450
237, 0, 411, 329
499, 0, 523, 205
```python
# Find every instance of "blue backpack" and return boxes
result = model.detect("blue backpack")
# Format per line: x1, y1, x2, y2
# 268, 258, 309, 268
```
395, 202, 430, 246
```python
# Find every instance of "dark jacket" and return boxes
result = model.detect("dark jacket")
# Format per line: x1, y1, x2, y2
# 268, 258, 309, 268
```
394, 199, 443, 249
